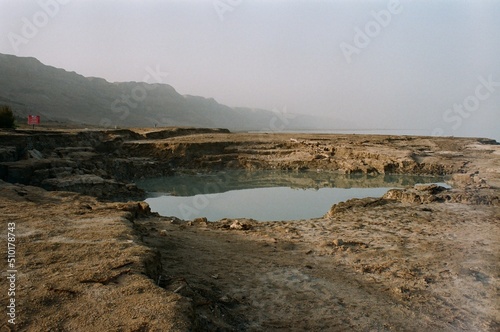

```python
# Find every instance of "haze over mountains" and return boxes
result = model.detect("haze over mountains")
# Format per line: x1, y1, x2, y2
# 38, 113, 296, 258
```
0, 53, 342, 131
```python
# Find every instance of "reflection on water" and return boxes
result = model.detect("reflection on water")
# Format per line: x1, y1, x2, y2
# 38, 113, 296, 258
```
136, 170, 448, 221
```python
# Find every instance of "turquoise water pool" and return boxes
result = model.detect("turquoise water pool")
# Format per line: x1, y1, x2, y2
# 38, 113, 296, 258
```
136, 170, 448, 221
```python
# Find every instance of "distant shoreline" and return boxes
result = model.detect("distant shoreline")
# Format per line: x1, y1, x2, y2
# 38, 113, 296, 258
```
245, 128, 499, 142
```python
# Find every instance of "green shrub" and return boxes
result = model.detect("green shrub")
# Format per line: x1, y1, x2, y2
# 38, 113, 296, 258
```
0, 105, 16, 128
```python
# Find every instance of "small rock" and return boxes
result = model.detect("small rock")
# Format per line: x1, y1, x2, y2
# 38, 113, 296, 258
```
319, 240, 332, 247
230, 220, 244, 230
229, 220, 252, 230
193, 217, 208, 223
332, 239, 344, 246
472, 174, 487, 185
219, 295, 231, 303
28, 149, 43, 159
414, 184, 446, 194
159, 230, 167, 236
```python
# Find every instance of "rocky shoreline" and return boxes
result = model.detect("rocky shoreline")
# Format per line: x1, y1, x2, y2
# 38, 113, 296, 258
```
1, 128, 498, 199
1, 128, 499, 331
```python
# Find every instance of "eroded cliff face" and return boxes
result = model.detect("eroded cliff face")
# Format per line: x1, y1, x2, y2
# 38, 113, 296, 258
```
0, 129, 172, 200
1, 128, 498, 200
120, 132, 496, 177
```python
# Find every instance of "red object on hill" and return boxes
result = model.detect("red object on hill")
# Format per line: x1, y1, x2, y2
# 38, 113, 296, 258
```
28, 115, 40, 125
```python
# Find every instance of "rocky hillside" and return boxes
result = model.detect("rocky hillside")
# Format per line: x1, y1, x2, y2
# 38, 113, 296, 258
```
0, 53, 339, 130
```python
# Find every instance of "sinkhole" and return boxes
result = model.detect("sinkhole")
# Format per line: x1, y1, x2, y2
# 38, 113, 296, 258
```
135, 170, 449, 221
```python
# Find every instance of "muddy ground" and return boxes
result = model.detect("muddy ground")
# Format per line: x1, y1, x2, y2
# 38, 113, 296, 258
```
0, 128, 499, 331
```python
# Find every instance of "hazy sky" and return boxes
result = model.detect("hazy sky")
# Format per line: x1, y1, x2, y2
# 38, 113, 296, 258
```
1, 0, 499, 139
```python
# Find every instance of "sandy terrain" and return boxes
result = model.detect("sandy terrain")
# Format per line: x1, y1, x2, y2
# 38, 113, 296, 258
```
140, 199, 498, 331
0, 128, 499, 331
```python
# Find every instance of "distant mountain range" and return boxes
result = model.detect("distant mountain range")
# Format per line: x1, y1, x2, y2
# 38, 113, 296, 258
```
0, 53, 343, 131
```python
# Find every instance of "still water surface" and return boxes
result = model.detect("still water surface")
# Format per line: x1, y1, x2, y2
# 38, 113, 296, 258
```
136, 170, 448, 221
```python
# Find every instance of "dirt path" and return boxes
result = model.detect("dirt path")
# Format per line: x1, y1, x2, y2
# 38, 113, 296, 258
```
138, 198, 499, 331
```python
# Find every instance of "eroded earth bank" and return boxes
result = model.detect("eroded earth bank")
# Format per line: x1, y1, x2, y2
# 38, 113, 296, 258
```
1, 128, 499, 331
